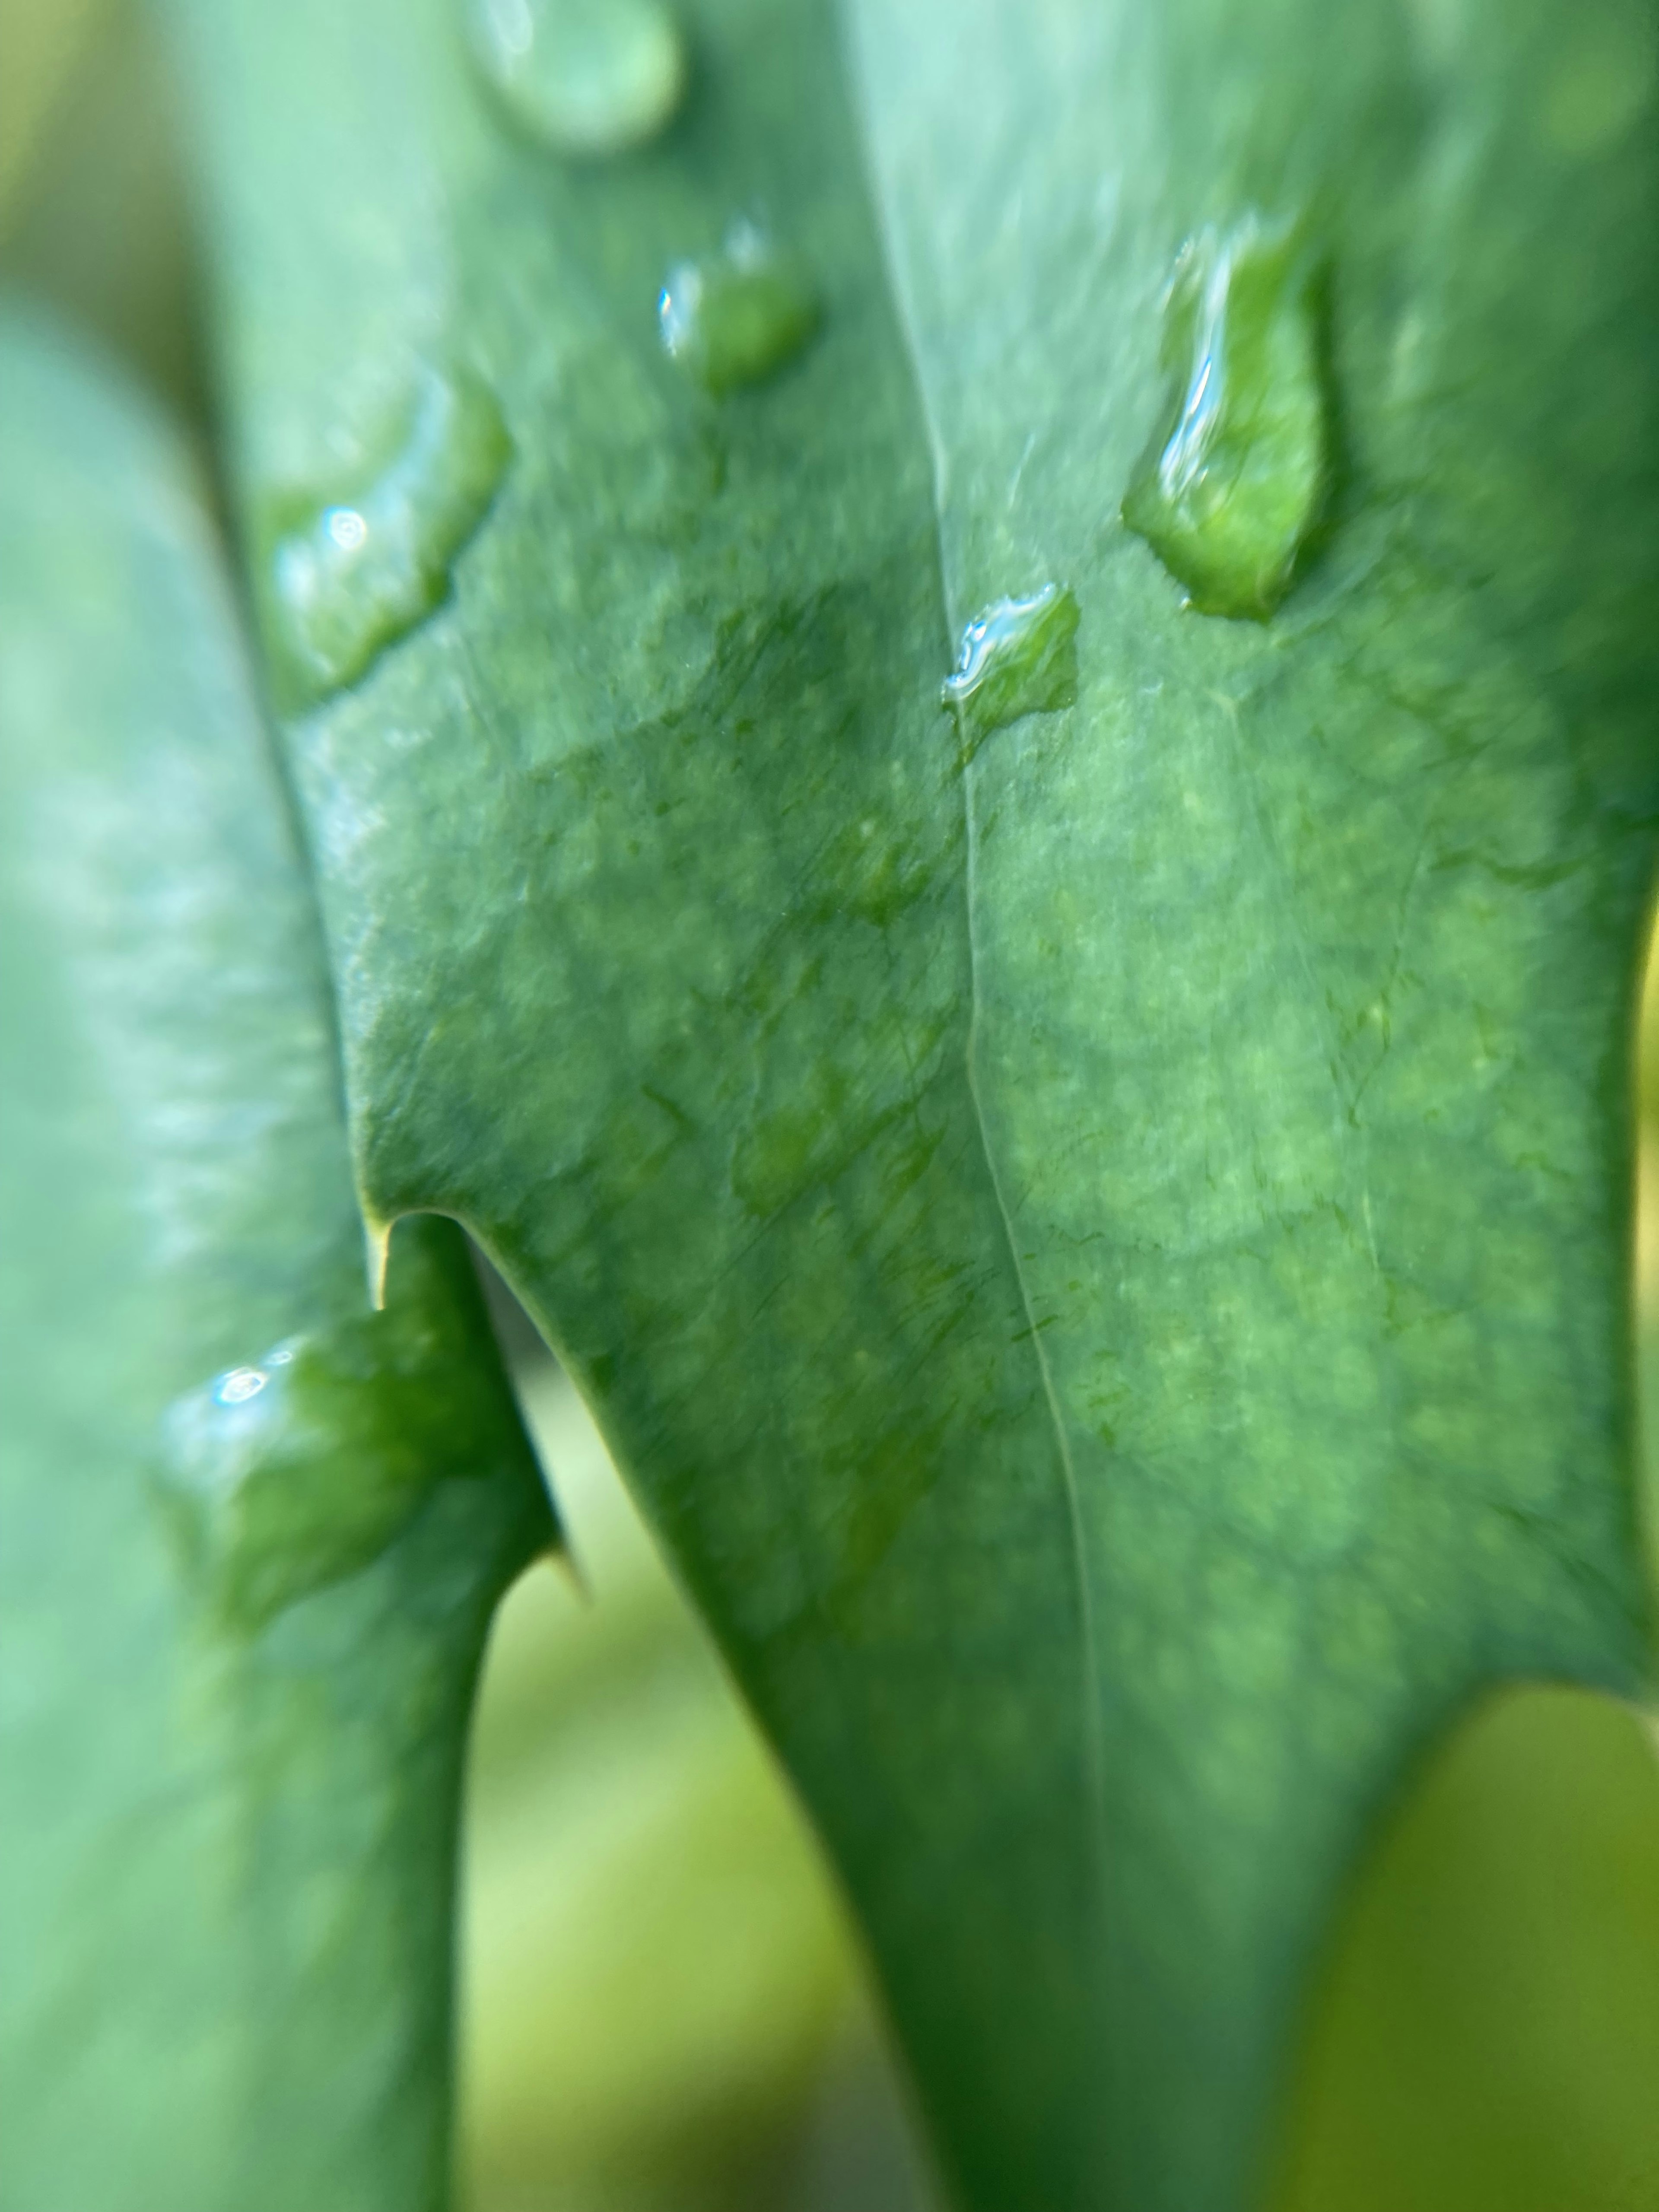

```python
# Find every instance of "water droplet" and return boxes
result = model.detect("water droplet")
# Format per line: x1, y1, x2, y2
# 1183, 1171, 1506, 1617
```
326, 508, 368, 551
659, 221, 820, 395
1121, 214, 1330, 621
264, 362, 511, 708
158, 1308, 455, 1632
214, 1366, 269, 1407
940, 582, 1080, 744
465, 0, 686, 157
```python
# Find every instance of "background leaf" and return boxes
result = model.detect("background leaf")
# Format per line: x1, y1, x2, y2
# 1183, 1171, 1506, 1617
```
0, 309, 552, 2212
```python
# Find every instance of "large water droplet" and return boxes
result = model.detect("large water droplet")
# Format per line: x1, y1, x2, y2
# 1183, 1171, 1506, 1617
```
264, 362, 510, 708
658, 220, 820, 395
465, 0, 686, 157
940, 582, 1080, 745
158, 1325, 442, 1632
1121, 215, 1330, 621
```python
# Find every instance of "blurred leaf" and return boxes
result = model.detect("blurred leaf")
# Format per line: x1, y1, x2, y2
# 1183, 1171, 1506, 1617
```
0, 309, 553, 2212
0, 0, 207, 425
0, 0, 107, 217
1275, 1687, 1659, 2212
460, 1360, 928, 2212
165, 0, 1659, 2205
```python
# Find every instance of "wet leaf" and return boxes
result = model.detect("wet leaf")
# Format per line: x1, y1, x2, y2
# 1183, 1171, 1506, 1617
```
167, 0, 1659, 2203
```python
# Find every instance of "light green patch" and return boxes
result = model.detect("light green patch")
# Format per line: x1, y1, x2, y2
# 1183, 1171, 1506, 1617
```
1541, 0, 1656, 155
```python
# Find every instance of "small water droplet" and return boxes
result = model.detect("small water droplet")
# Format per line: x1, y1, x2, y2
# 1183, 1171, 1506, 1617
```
465, 0, 686, 157
264, 362, 510, 709
940, 582, 1080, 744
1122, 214, 1330, 621
658, 222, 820, 395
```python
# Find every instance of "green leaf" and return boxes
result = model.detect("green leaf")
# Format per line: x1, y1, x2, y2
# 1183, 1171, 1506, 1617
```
165, 0, 1659, 2205
0, 307, 553, 2212
850, 2, 1659, 2192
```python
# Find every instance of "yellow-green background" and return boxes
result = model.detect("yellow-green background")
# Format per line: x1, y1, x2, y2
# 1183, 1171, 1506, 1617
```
7, 6, 1659, 2205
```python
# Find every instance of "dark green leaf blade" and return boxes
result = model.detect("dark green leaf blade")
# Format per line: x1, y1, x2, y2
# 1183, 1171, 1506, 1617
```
849, 0, 1659, 2199
164, 0, 1114, 2199
166, 0, 1659, 2206
0, 307, 553, 2212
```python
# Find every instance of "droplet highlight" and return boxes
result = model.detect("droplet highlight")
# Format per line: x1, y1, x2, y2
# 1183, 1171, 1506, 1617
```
659, 221, 820, 396
1121, 214, 1330, 621
465, 0, 686, 157
264, 362, 511, 708
215, 1366, 270, 1407
941, 582, 1080, 744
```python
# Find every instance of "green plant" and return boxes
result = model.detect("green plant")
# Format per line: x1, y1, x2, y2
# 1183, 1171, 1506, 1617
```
3, 0, 1657, 2206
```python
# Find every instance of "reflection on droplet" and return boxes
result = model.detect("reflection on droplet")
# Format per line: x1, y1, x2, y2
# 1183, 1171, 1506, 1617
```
465, 0, 686, 157
326, 507, 368, 551
264, 362, 510, 709
1122, 213, 1330, 621
215, 1367, 269, 1407
659, 221, 820, 395
941, 582, 1080, 746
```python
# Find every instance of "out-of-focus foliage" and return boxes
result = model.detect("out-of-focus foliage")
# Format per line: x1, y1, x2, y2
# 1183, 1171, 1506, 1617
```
0, 0, 107, 212
1277, 1685, 1659, 2212
461, 1350, 927, 2212
0, 308, 552, 2212
0, 0, 204, 422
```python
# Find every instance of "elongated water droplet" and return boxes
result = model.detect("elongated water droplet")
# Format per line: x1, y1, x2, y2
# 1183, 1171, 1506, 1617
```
658, 220, 820, 395
465, 0, 686, 156
264, 362, 510, 709
941, 582, 1080, 745
1122, 214, 1330, 620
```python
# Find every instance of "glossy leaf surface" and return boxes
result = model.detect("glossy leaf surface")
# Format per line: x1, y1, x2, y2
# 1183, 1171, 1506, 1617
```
167, 0, 1659, 2204
0, 311, 553, 2212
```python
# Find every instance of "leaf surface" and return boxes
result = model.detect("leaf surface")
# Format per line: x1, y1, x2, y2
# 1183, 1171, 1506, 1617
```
0, 308, 552, 2212
845, 0, 1659, 2196
166, 0, 1659, 2204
